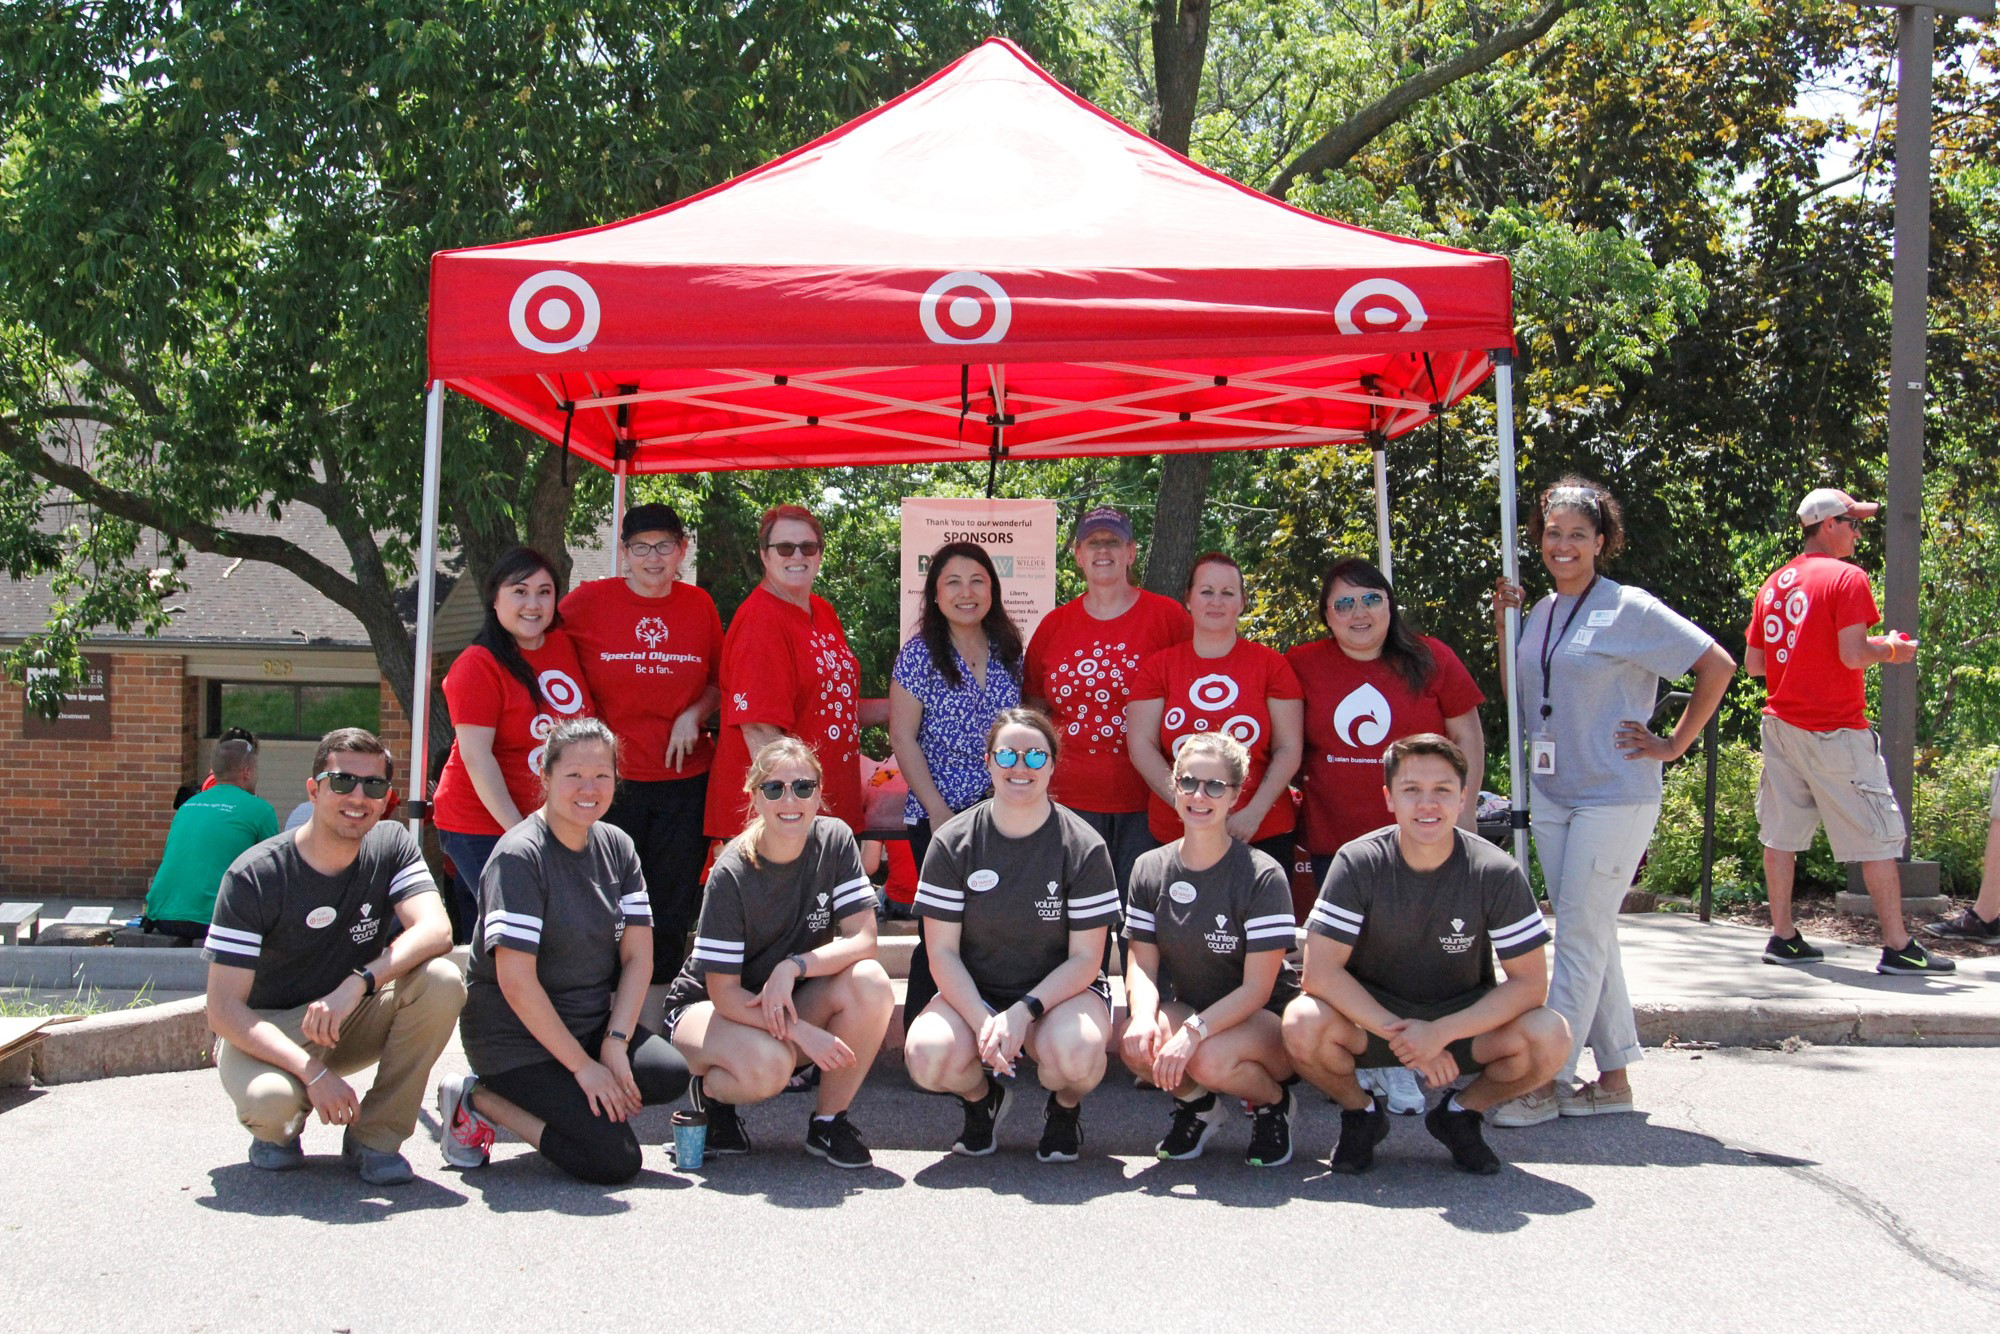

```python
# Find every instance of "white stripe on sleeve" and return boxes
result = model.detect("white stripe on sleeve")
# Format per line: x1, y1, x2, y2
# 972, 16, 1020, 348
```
483, 909, 543, 950
1066, 889, 1121, 920
690, 935, 746, 966
389, 861, 435, 897
1490, 912, 1550, 950
205, 924, 262, 958
1124, 906, 1157, 931
830, 876, 875, 910
1308, 902, 1361, 936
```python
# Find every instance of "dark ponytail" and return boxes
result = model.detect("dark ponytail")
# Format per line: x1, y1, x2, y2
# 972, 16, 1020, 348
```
470, 546, 562, 708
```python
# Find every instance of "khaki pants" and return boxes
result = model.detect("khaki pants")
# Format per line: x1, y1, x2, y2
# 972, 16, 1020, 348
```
217, 957, 465, 1153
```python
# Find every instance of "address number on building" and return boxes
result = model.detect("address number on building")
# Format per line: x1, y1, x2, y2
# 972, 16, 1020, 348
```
262, 659, 294, 678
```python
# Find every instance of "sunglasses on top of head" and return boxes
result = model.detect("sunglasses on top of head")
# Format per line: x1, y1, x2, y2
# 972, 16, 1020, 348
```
991, 747, 1050, 770
1174, 775, 1238, 799
316, 771, 391, 799
766, 541, 824, 558
756, 778, 820, 801
1331, 591, 1386, 616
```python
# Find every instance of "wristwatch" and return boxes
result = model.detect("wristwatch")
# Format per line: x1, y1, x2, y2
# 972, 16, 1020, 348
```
351, 966, 377, 998
1183, 1013, 1209, 1039
606, 1028, 631, 1044
1018, 994, 1047, 1022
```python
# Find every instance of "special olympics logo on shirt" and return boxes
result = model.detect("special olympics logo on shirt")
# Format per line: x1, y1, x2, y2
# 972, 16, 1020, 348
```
539, 670, 585, 714
1188, 674, 1240, 711
1332, 683, 1392, 749
634, 617, 670, 648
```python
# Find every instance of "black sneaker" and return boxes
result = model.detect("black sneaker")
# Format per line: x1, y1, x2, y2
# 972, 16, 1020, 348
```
1328, 1096, 1390, 1175
784, 1064, 821, 1094
1244, 1085, 1293, 1168
1036, 1092, 1084, 1163
951, 1076, 1012, 1157
1924, 909, 2000, 943
1878, 939, 1958, 975
804, 1112, 872, 1169
689, 1076, 752, 1155
1156, 1092, 1226, 1161
1425, 1101, 1501, 1175
1762, 932, 1825, 965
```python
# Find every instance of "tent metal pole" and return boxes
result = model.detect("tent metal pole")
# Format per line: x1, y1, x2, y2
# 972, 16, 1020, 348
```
1492, 351, 1529, 867
409, 381, 445, 837
1372, 439, 1393, 579
610, 467, 627, 577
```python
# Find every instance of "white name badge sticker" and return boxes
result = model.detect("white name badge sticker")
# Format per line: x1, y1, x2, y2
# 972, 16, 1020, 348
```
1168, 881, 1197, 905
967, 869, 1000, 893
306, 906, 338, 929
1587, 609, 1617, 628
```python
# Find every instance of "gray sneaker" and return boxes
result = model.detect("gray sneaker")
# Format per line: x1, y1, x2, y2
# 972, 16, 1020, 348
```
247, 1135, 305, 1172
341, 1131, 415, 1186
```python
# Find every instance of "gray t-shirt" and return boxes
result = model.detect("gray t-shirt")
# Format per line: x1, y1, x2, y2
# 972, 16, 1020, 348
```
204, 823, 437, 1012
1125, 840, 1300, 1013
1307, 828, 1549, 1004
461, 816, 651, 1077
915, 801, 1120, 1009
1515, 577, 1714, 807
662, 816, 873, 1011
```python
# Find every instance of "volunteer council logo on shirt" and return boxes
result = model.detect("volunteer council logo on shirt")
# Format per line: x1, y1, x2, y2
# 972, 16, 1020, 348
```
1203, 912, 1239, 953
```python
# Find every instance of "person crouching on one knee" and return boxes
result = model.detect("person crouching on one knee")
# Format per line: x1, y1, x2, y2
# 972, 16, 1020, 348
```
437, 718, 691, 1185
661, 737, 895, 1169
1120, 732, 1300, 1167
903, 707, 1121, 1163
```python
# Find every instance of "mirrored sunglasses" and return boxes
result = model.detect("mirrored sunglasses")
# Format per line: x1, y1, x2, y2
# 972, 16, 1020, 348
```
316, 771, 391, 799
1174, 775, 1237, 799
756, 778, 820, 800
991, 747, 1050, 770
1331, 591, 1386, 615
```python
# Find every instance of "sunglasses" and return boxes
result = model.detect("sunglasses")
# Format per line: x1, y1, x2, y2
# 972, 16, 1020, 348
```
316, 771, 391, 799
1331, 591, 1386, 615
1828, 514, 1862, 528
991, 747, 1051, 770
1175, 775, 1238, 799
755, 778, 820, 800
766, 541, 824, 558
625, 538, 680, 557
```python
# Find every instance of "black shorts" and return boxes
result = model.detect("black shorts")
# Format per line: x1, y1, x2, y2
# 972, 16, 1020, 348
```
1354, 983, 1491, 1073
975, 976, 1113, 1018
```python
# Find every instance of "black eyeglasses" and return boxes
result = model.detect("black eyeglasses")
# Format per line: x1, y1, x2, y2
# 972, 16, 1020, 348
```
316, 771, 391, 799
625, 538, 680, 557
1175, 775, 1238, 798
766, 541, 824, 558
1330, 591, 1385, 615
991, 747, 1050, 770
756, 778, 820, 800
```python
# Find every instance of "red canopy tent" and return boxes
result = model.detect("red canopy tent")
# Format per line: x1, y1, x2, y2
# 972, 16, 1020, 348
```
417, 38, 1533, 856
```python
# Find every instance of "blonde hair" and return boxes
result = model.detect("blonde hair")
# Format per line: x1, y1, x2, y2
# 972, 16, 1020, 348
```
1173, 732, 1249, 788
733, 736, 824, 868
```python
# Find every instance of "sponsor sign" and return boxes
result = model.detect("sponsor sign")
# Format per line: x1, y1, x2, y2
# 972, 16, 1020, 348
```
899, 498, 1059, 646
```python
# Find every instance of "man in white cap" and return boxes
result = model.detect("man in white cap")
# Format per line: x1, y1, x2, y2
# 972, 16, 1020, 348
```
1744, 488, 1953, 974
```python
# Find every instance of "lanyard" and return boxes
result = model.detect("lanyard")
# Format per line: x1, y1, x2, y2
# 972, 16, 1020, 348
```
1537, 576, 1599, 720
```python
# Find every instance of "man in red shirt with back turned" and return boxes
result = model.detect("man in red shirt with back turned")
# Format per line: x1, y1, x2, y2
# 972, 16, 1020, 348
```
1746, 487, 1953, 975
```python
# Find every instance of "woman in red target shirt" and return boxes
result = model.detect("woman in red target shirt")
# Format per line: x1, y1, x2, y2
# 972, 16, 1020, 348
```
1127, 552, 1304, 868
432, 546, 595, 943
704, 505, 887, 841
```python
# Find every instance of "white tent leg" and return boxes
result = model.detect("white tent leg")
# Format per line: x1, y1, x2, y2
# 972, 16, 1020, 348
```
1372, 442, 1393, 579
610, 468, 628, 577
409, 381, 445, 836
1492, 352, 1529, 867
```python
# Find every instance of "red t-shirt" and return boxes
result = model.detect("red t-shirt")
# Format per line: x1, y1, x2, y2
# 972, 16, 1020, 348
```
1128, 637, 1303, 843
1285, 636, 1484, 856
704, 585, 864, 838
1746, 552, 1878, 732
1024, 590, 1193, 813
432, 632, 594, 836
560, 577, 724, 782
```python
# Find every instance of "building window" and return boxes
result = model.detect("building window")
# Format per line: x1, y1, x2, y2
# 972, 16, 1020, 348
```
206, 681, 380, 740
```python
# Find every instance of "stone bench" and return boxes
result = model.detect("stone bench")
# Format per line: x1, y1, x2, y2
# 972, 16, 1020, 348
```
0, 902, 42, 946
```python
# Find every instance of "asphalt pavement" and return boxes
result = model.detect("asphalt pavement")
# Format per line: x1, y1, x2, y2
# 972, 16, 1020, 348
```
3, 1046, 1997, 1331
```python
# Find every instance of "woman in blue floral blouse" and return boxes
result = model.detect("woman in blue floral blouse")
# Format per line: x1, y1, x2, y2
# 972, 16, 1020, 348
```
889, 541, 1025, 1018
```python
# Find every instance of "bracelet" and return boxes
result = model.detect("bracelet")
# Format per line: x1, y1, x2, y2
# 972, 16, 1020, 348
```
306, 1066, 330, 1086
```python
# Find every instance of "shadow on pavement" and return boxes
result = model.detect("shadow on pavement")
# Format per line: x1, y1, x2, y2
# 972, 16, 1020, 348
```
0, 1087, 49, 1115
684, 1155, 907, 1206
452, 1152, 692, 1213
198, 1161, 468, 1222
1495, 1112, 1816, 1172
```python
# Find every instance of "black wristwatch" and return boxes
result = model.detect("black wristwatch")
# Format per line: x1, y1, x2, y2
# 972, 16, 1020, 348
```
351, 966, 377, 998
1018, 994, 1046, 1022
606, 1028, 631, 1044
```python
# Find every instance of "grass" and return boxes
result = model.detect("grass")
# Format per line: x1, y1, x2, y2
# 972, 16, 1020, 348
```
0, 981, 157, 1018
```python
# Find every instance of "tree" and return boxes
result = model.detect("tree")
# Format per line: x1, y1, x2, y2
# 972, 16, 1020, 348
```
0, 0, 1088, 742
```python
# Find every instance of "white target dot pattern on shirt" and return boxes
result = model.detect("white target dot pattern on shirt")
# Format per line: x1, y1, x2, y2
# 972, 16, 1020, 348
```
1049, 642, 1143, 742
810, 627, 859, 743
523, 669, 587, 778
1760, 568, 1811, 668
1163, 668, 1262, 756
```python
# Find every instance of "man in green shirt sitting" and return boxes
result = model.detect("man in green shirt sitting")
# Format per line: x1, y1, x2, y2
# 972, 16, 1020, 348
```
142, 739, 278, 941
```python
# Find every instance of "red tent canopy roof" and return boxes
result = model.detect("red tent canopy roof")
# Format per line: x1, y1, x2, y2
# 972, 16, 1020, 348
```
427, 39, 1514, 474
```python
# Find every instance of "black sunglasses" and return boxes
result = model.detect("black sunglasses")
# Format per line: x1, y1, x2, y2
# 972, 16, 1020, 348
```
1175, 775, 1237, 799
756, 778, 820, 801
991, 747, 1050, 770
766, 541, 824, 558
316, 771, 391, 799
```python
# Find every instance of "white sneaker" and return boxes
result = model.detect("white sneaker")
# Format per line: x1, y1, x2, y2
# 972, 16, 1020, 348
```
1358, 1066, 1427, 1116
436, 1072, 495, 1168
1491, 1086, 1561, 1128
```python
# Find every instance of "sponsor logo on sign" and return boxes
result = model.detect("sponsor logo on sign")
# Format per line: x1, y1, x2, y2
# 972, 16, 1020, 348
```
968, 869, 1000, 893
1168, 880, 1197, 905
306, 906, 337, 930
1334, 278, 1428, 335
508, 270, 601, 354
919, 271, 1012, 345
1333, 683, 1392, 749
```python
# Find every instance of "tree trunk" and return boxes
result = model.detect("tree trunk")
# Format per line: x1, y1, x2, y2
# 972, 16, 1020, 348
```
1144, 452, 1215, 597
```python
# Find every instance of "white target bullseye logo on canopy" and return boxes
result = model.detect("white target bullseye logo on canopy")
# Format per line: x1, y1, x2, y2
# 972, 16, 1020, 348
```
509, 270, 600, 354
1334, 278, 1428, 336
538, 670, 585, 714
1219, 715, 1261, 747
1188, 674, 1240, 712
919, 271, 1012, 345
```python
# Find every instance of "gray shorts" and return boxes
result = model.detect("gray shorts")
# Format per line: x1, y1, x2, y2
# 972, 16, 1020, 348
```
1755, 715, 1904, 863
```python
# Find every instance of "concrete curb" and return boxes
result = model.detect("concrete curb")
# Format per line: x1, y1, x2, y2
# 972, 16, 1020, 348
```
1635, 998, 2000, 1048
0, 945, 208, 993
31, 996, 214, 1085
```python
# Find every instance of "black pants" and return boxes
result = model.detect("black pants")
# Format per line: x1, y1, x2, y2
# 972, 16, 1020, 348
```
903, 818, 940, 1021
479, 1027, 691, 1185
602, 774, 711, 982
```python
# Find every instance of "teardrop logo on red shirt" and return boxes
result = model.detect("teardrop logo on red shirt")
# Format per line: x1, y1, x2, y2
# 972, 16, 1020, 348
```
1333, 683, 1392, 749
